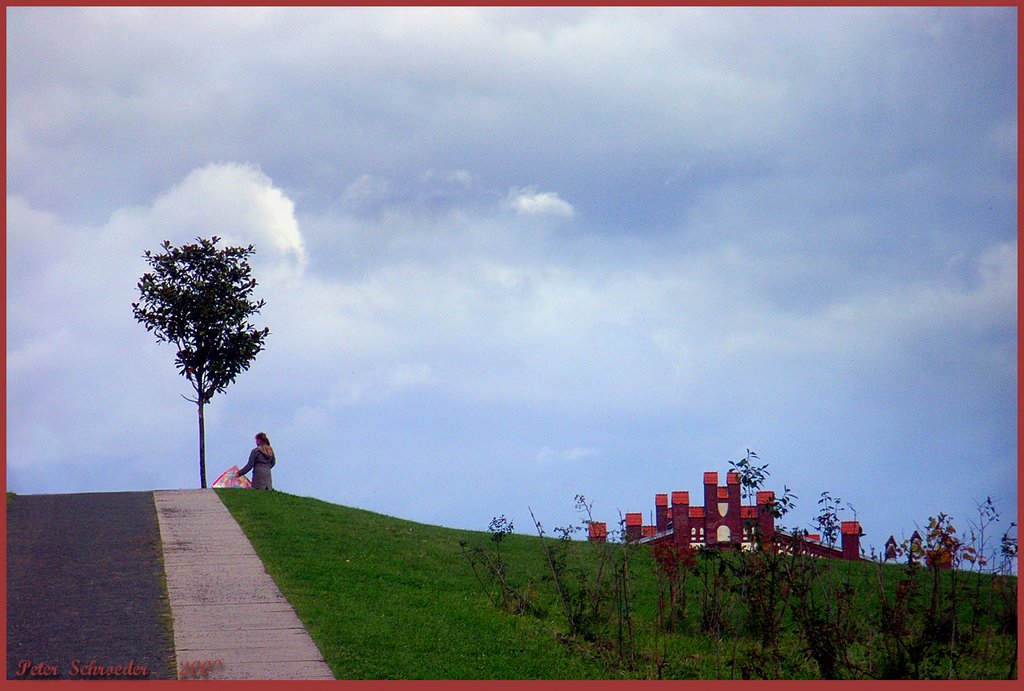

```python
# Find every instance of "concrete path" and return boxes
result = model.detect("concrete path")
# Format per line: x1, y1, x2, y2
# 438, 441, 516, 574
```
154, 489, 334, 680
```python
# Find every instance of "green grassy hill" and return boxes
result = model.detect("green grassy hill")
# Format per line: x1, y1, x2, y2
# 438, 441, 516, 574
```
215, 489, 1017, 680
216, 488, 602, 679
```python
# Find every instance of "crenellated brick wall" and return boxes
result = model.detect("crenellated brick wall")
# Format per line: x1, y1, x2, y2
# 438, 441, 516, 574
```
587, 469, 863, 562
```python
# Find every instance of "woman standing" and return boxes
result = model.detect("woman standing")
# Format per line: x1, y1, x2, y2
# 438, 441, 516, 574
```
237, 432, 275, 489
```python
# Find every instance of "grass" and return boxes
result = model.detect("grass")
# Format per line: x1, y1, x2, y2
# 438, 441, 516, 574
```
216, 488, 1018, 680
215, 488, 603, 679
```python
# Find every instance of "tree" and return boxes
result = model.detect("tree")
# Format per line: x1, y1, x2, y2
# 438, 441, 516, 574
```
132, 236, 270, 488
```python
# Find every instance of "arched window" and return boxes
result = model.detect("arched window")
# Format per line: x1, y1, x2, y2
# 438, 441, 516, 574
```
717, 525, 731, 543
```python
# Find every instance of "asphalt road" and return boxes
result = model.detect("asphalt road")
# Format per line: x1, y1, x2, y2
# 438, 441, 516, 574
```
6, 491, 177, 680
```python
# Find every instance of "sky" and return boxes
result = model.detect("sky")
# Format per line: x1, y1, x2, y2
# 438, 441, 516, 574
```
6, 7, 1018, 561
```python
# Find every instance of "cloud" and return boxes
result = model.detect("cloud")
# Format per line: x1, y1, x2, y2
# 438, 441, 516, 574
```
504, 187, 575, 218
326, 363, 441, 407
341, 174, 392, 207
142, 162, 308, 279
420, 169, 475, 189
538, 447, 600, 463
257, 189, 1016, 428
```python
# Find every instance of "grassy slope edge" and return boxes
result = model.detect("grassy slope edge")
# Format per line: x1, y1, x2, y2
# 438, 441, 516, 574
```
215, 488, 601, 679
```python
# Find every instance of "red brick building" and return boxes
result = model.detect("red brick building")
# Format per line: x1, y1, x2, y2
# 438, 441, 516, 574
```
588, 470, 864, 562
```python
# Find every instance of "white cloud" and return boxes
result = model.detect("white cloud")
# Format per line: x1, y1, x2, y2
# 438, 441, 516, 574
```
504, 186, 575, 218
251, 195, 1017, 421
142, 162, 308, 279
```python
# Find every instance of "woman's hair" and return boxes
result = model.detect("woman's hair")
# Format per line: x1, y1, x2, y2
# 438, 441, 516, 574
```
256, 432, 274, 457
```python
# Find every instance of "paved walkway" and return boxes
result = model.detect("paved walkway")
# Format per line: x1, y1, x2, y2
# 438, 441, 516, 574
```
154, 489, 334, 680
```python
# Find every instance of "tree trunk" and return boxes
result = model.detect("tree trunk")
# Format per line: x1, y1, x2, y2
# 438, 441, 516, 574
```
198, 400, 207, 488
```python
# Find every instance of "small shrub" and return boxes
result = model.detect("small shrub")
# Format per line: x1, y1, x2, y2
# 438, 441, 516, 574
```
459, 514, 537, 616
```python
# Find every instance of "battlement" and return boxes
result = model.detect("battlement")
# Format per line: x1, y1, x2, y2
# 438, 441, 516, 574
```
591, 469, 864, 562
588, 521, 608, 542
625, 512, 643, 542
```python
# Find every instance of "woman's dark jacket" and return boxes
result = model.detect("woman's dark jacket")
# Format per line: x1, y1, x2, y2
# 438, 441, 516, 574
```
237, 447, 275, 490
